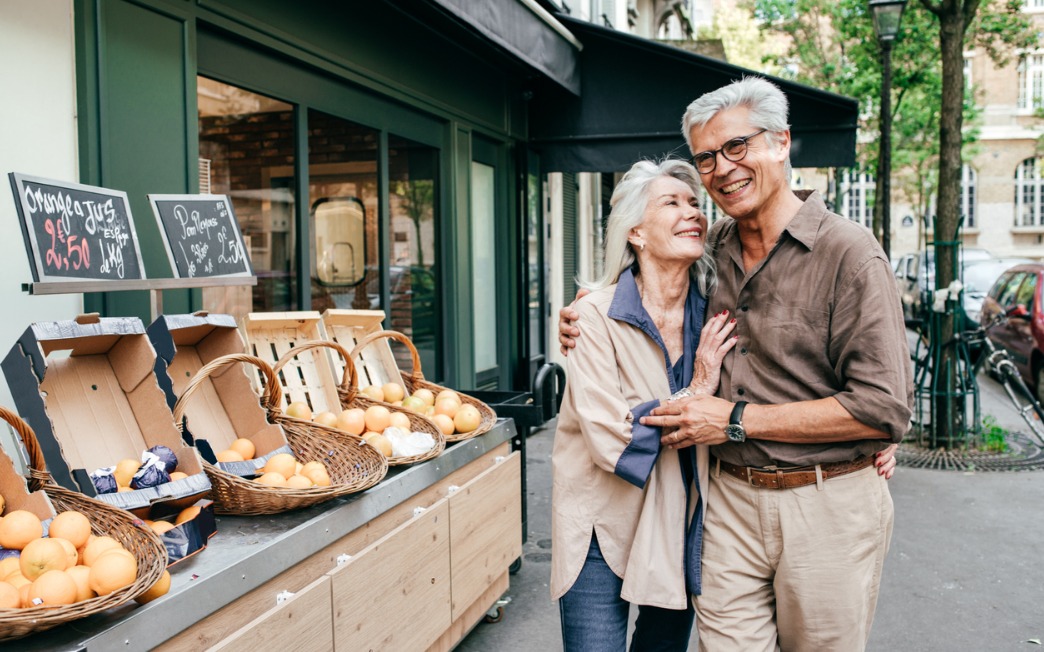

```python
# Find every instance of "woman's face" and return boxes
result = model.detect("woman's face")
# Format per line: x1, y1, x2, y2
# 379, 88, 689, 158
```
630, 175, 707, 265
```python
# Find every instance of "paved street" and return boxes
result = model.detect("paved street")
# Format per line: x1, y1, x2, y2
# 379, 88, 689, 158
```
458, 370, 1044, 651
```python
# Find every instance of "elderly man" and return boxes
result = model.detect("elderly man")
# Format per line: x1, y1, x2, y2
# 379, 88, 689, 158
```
559, 77, 911, 651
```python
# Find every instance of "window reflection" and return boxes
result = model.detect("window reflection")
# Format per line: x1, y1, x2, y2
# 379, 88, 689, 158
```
198, 77, 295, 320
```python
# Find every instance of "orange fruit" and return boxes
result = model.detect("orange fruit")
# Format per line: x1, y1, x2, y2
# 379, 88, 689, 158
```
5, 573, 28, 589
150, 520, 176, 535
78, 534, 97, 565
263, 453, 297, 480
229, 438, 256, 460
88, 552, 137, 596
286, 474, 313, 489
216, 449, 244, 463
432, 414, 455, 437
18, 582, 30, 608
389, 411, 411, 431
117, 486, 134, 493
97, 548, 135, 563
335, 408, 367, 435
364, 406, 391, 433
360, 385, 385, 402
300, 461, 330, 487
114, 459, 141, 487
362, 432, 393, 457
295, 461, 304, 475
0, 581, 18, 609
436, 389, 461, 404
413, 388, 436, 407
0, 510, 43, 550
453, 405, 482, 433
169, 471, 189, 481
175, 505, 202, 526
66, 565, 96, 602
49, 511, 92, 549
285, 401, 313, 420
20, 538, 69, 580
382, 382, 406, 403
28, 569, 77, 606
82, 536, 122, 567
434, 398, 460, 419
135, 569, 171, 604
54, 537, 79, 569
0, 557, 21, 580
401, 396, 427, 412
255, 472, 287, 487
313, 411, 338, 427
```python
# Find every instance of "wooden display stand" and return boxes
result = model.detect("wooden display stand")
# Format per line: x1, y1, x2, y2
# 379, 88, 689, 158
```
154, 443, 522, 651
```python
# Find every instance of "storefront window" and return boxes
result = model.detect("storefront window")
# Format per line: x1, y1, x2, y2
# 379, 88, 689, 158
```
471, 161, 498, 376
198, 77, 295, 319
307, 109, 379, 312
389, 135, 439, 376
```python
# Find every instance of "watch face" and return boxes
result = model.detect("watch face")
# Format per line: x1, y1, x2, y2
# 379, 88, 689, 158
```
724, 424, 746, 442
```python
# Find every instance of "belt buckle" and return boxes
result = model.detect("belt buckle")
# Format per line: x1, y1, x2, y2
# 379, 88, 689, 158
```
745, 466, 755, 487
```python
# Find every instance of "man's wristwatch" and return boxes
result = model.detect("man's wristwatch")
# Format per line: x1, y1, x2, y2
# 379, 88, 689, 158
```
724, 401, 748, 442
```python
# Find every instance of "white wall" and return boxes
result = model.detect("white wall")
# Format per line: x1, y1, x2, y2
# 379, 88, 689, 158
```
0, 1, 83, 462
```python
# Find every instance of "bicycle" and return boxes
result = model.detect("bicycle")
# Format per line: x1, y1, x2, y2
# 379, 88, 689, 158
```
909, 311, 1044, 446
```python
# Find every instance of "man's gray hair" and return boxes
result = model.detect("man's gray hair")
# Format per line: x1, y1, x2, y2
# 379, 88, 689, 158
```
681, 77, 793, 179
580, 159, 716, 296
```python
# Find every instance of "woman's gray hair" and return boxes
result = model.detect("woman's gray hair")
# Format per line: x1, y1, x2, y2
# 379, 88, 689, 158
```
681, 76, 792, 179
579, 159, 716, 297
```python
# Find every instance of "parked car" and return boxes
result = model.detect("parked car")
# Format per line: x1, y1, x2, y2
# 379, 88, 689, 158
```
979, 263, 1044, 401
895, 247, 992, 321
960, 257, 1034, 328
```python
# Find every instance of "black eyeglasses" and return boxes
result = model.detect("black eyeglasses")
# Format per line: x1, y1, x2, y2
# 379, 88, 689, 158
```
688, 129, 768, 174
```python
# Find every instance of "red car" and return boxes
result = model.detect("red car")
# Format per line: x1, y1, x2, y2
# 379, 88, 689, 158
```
980, 263, 1044, 401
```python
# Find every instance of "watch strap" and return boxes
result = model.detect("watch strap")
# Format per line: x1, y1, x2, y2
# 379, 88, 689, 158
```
729, 400, 748, 426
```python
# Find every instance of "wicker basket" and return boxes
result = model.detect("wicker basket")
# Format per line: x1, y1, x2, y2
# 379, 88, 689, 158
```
172, 354, 387, 515
0, 406, 168, 642
350, 330, 497, 442
273, 340, 445, 466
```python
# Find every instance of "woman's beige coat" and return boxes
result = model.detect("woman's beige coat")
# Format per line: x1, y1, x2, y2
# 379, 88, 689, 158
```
550, 279, 709, 610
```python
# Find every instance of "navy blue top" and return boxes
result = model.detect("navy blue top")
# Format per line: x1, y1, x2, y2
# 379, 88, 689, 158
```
605, 265, 707, 596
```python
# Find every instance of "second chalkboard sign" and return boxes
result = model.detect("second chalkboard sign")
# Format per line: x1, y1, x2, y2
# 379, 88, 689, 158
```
148, 194, 252, 279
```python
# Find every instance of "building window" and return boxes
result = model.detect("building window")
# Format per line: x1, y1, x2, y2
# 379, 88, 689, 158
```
964, 56, 972, 90
961, 164, 977, 228
698, 188, 725, 225
838, 170, 875, 229
1026, 0, 1044, 11
1016, 158, 1044, 226
1018, 54, 1044, 110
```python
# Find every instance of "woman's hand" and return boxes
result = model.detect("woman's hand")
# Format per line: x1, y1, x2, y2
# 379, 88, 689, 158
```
875, 443, 898, 479
689, 311, 738, 395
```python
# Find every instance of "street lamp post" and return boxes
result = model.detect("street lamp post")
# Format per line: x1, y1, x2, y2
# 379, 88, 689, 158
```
870, 0, 907, 263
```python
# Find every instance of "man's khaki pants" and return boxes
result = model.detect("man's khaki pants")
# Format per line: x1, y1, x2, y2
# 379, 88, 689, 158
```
695, 463, 893, 651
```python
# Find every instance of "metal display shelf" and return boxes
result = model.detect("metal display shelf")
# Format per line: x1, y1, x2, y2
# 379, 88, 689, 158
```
21, 420, 516, 652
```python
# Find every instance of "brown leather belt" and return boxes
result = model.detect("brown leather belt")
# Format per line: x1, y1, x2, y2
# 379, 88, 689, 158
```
713, 455, 875, 490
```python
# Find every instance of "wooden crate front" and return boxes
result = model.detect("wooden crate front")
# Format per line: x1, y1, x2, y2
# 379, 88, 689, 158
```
321, 309, 406, 393
242, 312, 342, 414
209, 576, 333, 652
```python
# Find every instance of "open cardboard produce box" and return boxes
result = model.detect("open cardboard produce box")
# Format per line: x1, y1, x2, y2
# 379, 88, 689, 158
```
149, 312, 293, 477
0, 441, 56, 527
1, 315, 215, 562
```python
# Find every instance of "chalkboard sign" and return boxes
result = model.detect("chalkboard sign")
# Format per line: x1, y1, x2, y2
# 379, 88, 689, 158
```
8, 173, 146, 283
148, 194, 253, 278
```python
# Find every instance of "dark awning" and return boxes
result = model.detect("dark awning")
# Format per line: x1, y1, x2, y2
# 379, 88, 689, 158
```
413, 0, 581, 95
529, 14, 858, 172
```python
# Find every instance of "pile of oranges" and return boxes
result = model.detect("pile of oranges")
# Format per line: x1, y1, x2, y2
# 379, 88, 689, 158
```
141, 504, 206, 537
253, 453, 331, 489
0, 508, 168, 609
213, 438, 259, 464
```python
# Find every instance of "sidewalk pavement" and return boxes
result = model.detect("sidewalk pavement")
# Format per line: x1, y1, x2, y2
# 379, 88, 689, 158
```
457, 369, 1044, 651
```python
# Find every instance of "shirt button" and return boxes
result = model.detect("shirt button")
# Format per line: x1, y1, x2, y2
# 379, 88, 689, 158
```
740, 347, 747, 355
740, 305, 749, 312
737, 388, 746, 396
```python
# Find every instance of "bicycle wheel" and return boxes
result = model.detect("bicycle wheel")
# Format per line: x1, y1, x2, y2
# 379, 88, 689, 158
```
999, 362, 1044, 445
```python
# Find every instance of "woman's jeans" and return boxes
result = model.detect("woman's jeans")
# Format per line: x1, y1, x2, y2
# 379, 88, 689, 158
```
559, 534, 695, 651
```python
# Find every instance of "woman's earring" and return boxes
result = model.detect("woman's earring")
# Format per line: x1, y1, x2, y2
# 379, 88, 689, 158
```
640, 242, 645, 251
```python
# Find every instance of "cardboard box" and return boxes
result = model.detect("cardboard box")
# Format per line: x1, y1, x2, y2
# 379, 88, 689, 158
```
0, 441, 55, 527
148, 312, 293, 477
2, 314, 210, 516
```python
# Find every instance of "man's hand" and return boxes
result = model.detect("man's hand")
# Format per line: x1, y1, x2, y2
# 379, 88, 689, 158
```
558, 289, 590, 356
875, 443, 898, 479
642, 393, 733, 448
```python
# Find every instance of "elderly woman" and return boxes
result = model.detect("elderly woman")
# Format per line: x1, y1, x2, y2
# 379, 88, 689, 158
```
552, 159, 736, 650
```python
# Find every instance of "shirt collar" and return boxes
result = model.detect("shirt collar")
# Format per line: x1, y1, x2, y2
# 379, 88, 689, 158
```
607, 265, 645, 325
781, 189, 826, 251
